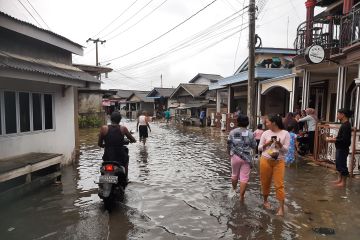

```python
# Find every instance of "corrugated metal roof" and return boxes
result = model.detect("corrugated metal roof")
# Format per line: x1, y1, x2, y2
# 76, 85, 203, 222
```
127, 91, 154, 103
209, 68, 293, 89
0, 51, 100, 83
188, 73, 224, 83
255, 48, 297, 55
177, 102, 208, 109
179, 84, 209, 97
0, 11, 83, 48
147, 87, 175, 98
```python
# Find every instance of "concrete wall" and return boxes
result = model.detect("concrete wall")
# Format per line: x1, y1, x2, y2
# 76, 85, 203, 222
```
0, 78, 76, 164
78, 92, 103, 114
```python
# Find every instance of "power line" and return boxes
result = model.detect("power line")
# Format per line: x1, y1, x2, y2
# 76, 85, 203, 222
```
17, 0, 43, 28
117, 17, 249, 76
114, 8, 248, 72
25, 0, 50, 30
233, 0, 246, 72
101, 0, 156, 39
119, 23, 250, 81
118, 19, 248, 72
107, 0, 169, 41
92, 0, 140, 38
101, 0, 220, 63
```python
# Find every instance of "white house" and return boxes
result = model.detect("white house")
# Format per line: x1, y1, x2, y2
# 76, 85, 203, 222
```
0, 11, 100, 164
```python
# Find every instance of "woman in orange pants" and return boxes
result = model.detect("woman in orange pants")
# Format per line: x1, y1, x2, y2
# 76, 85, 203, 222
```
258, 114, 290, 216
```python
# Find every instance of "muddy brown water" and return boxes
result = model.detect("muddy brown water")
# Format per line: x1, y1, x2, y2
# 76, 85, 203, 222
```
1, 121, 360, 239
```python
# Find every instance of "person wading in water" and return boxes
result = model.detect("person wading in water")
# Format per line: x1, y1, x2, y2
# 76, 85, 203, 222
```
137, 111, 151, 145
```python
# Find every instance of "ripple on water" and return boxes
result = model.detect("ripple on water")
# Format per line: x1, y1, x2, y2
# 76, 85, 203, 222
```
75, 123, 360, 240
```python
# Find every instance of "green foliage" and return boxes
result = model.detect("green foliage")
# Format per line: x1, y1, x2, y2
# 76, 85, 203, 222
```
78, 114, 103, 128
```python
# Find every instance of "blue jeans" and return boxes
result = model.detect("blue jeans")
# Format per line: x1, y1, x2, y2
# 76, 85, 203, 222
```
335, 148, 349, 176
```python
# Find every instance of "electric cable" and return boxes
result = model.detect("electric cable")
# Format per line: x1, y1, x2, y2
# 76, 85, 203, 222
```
92, 0, 140, 38
25, 0, 50, 29
101, 0, 156, 39
17, 0, 43, 28
106, 0, 169, 41
101, 0, 220, 63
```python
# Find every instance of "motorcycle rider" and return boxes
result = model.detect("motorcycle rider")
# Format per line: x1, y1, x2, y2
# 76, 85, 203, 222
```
98, 111, 136, 181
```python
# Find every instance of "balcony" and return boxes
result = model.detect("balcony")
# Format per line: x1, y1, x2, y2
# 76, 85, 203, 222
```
294, 16, 341, 55
295, 3, 360, 57
340, 3, 360, 49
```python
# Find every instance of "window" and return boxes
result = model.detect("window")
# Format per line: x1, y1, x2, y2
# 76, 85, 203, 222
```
44, 94, 53, 130
0, 91, 55, 136
32, 93, 42, 131
19, 92, 30, 132
4, 91, 17, 134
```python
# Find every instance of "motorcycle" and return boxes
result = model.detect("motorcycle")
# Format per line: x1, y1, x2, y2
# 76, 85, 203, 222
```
97, 139, 130, 210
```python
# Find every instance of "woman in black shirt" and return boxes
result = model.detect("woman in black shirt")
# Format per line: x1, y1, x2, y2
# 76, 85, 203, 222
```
326, 109, 353, 187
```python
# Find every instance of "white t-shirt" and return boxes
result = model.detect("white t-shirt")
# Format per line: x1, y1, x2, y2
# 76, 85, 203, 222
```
138, 115, 147, 126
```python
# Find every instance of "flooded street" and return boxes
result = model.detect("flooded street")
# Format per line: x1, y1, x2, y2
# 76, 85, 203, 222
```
1, 122, 360, 239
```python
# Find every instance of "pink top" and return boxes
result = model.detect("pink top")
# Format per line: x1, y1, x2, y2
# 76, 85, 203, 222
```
258, 129, 290, 160
253, 129, 264, 140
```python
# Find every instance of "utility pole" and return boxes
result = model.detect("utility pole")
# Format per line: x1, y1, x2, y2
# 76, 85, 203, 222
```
247, 0, 256, 129
86, 38, 106, 66
160, 74, 163, 88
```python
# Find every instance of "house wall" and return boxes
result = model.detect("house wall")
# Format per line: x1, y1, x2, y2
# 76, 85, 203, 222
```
0, 27, 71, 64
140, 102, 154, 115
0, 78, 76, 164
78, 92, 103, 114
255, 53, 292, 69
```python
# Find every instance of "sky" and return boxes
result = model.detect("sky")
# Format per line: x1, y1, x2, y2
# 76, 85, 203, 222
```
0, 0, 322, 90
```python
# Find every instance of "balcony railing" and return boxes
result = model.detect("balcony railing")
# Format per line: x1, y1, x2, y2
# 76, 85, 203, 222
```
294, 16, 341, 54
295, 3, 360, 55
340, 3, 360, 48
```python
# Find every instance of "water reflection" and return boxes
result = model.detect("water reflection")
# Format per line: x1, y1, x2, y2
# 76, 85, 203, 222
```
1, 122, 360, 239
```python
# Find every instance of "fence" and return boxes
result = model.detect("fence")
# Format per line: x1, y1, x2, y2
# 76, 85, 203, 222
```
314, 123, 360, 176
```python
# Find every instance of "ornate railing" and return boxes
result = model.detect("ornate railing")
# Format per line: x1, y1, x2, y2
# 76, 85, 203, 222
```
295, 3, 360, 54
315, 123, 360, 176
294, 16, 341, 54
340, 3, 360, 48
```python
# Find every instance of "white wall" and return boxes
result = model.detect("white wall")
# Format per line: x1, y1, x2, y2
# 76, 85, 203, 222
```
0, 79, 76, 164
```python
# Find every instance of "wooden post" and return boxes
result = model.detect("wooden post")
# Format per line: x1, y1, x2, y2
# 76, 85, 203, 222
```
350, 127, 356, 177
314, 123, 319, 161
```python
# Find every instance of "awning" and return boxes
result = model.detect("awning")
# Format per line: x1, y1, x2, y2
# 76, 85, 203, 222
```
260, 74, 296, 94
102, 100, 111, 106
177, 102, 208, 109
168, 102, 180, 108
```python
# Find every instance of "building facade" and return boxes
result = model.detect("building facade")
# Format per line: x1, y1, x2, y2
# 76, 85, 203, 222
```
0, 12, 99, 164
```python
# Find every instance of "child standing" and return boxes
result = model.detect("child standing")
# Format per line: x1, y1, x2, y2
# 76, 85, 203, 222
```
254, 124, 264, 155
285, 125, 297, 166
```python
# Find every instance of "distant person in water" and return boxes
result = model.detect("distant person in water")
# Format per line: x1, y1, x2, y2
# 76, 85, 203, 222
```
137, 111, 151, 145
165, 109, 171, 124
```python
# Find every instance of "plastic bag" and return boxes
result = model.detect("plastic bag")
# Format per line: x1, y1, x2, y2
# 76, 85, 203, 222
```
267, 142, 279, 160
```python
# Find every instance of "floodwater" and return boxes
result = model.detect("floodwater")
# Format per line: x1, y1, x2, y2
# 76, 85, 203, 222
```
1, 121, 360, 240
